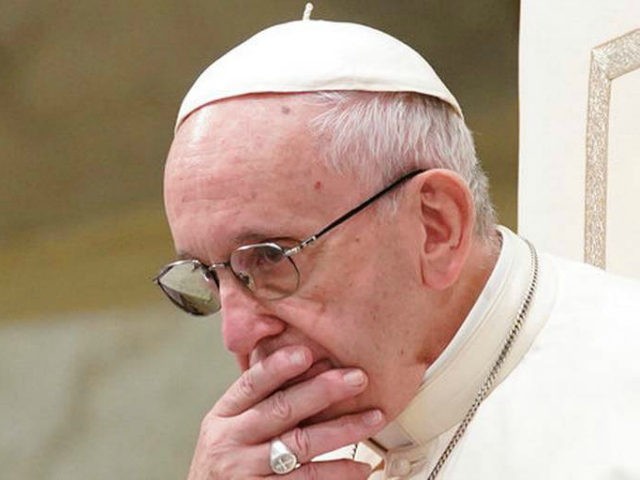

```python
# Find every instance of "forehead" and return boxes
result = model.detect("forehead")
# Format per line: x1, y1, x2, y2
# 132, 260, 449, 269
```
169, 95, 325, 183
164, 95, 361, 258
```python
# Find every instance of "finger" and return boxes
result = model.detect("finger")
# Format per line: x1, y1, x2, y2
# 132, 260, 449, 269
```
214, 346, 313, 417
266, 460, 372, 480
280, 409, 384, 463
237, 368, 369, 442
253, 409, 384, 475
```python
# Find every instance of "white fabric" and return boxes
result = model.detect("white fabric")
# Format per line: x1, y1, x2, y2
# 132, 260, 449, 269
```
318, 228, 640, 479
518, 0, 640, 278
175, 19, 462, 131
371, 226, 549, 452
423, 226, 513, 384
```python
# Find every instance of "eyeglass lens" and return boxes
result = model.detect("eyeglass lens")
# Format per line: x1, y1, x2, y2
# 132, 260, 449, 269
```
157, 262, 220, 315
157, 244, 300, 315
230, 244, 300, 300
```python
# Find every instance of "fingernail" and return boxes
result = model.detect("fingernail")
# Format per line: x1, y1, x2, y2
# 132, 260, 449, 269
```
289, 349, 307, 366
363, 409, 383, 426
342, 369, 366, 386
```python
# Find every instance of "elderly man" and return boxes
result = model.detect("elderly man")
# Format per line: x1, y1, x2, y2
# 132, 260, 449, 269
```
154, 13, 640, 480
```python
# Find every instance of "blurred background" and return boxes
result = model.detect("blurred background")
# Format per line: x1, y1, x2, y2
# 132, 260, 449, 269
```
0, 0, 519, 478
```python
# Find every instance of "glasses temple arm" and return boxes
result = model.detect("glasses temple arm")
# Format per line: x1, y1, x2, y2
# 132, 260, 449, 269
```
311, 169, 425, 241
286, 170, 425, 256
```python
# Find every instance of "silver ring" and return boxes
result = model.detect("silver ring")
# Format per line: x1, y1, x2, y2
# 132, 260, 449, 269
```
269, 438, 298, 475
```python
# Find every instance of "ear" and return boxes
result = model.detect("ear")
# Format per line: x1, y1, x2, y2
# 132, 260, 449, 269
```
414, 169, 475, 290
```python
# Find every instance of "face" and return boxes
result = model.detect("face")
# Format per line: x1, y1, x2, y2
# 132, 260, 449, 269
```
164, 94, 433, 422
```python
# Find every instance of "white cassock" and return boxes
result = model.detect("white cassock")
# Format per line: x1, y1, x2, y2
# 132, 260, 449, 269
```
172, 16, 640, 477
318, 226, 640, 479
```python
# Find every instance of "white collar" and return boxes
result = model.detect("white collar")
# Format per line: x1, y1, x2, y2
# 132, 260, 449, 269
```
366, 227, 556, 454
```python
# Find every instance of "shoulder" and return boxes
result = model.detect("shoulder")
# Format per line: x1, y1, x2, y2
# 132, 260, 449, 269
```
544, 253, 640, 309
534, 253, 640, 360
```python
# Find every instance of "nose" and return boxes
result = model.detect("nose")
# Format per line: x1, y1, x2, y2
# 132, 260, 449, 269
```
218, 274, 286, 356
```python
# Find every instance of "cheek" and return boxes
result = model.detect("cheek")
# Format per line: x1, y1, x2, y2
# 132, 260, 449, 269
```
278, 228, 418, 352
300, 240, 400, 327
326, 250, 421, 363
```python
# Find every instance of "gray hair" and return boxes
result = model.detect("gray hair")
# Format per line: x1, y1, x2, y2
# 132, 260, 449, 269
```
307, 91, 496, 238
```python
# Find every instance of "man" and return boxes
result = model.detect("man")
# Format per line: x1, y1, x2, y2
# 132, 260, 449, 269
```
154, 13, 640, 480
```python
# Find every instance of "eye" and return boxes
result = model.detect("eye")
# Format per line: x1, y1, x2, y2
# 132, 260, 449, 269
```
261, 246, 285, 264
230, 244, 285, 276
241, 245, 285, 268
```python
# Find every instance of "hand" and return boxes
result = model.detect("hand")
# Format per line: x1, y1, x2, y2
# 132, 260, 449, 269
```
187, 345, 385, 479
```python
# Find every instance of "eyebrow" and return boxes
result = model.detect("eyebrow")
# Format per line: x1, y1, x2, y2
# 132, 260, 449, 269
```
173, 230, 299, 262
176, 251, 194, 261
232, 230, 278, 245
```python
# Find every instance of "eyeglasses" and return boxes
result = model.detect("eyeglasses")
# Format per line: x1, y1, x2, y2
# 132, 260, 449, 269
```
153, 169, 425, 316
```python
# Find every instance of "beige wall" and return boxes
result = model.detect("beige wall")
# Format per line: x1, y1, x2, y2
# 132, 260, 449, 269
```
0, 1, 519, 477
1, 307, 236, 479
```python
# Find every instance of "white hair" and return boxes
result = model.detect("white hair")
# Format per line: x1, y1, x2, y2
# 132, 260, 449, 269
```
307, 91, 496, 238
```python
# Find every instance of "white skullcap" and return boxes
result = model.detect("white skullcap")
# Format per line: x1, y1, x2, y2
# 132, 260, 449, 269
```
176, 18, 462, 131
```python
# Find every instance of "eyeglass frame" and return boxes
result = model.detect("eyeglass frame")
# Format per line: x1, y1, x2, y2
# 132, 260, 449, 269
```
153, 169, 426, 315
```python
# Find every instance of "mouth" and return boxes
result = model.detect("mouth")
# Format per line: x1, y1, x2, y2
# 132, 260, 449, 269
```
282, 358, 334, 389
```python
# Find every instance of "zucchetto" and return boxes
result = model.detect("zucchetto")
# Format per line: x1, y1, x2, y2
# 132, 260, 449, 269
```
176, 18, 462, 131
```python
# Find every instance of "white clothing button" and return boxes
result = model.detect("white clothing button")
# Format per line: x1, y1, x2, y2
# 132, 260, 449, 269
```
388, 458, 412, 477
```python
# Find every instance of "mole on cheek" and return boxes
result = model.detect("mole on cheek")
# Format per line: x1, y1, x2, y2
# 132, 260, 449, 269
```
281, 106, 291, 115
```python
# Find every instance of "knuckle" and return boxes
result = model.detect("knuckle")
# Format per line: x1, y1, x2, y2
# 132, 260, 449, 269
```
237, 370, 257, 399
302, 461, 321, 480
199, 413, 222, 445
199, 410, 216, 434
268, 389, 292, 421
289, 427, 311, 459
214, 369, 259, 416
199, 414, 209, 433
204, 449, 240, 479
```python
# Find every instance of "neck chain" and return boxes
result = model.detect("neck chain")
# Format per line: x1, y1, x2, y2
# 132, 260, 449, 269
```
425, 239, 539, 479
350, 240, 539, 479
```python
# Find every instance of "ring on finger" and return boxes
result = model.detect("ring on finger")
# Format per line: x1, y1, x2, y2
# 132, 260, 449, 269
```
270, 437, 299, 475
